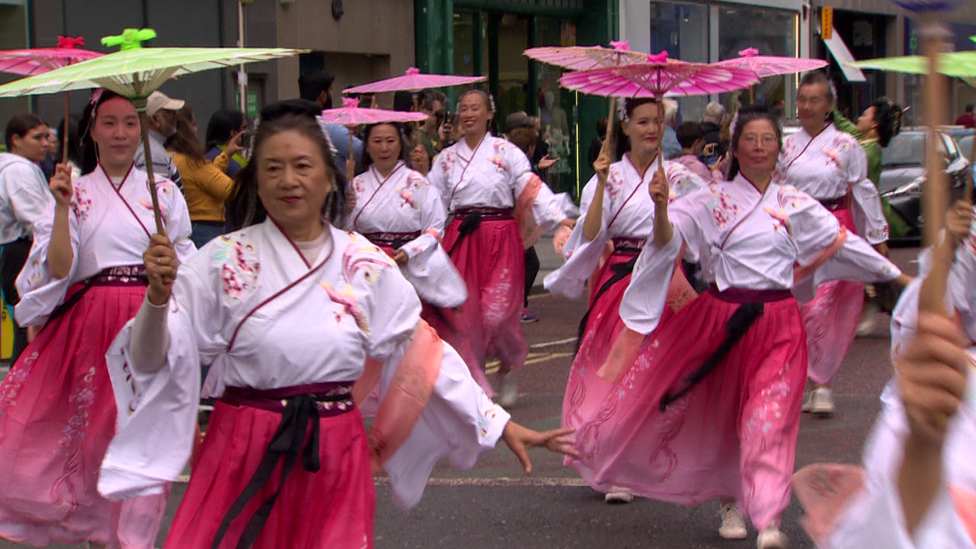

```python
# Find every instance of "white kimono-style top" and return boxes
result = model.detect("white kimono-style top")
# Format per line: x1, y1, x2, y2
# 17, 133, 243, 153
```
428, 135, 567, 231
619, 174, 901, 335
824, 234, 976, 548
545, 156, 706, 300
100, 221, 509, 508
780, 123, 889, 244
345, 161, 466, 308
14, 165, 195, 326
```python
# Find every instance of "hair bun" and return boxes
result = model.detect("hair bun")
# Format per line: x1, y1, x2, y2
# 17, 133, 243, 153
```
260, 99, 322, 123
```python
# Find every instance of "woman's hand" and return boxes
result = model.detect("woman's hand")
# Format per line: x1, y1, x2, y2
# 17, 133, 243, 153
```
946, 200, 973, 246
502, 421, 578, 475
538, 154, 560, 171
393, 250, 408, 267
593, 138, 612, 185
143, 233, 179, 306
49, 163, 73, 207
225, 130, 246, 158
410, 144, 430, 176
648, 169, 670, 206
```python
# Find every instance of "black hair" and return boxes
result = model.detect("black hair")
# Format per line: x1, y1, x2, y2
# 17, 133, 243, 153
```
869, 97, 904, 148
361, 122, 412, 170
798, 71, 836, 105
613, 97, 661, 160
79, 89, 124, 175
393, 91, 415, 112
298, 70, 335, 108
676, 121, 704, 149
595, 117, 608, 137
205, 108, 245, 151
726, 104, 783, 181
225, 99, 347, 231
4, 113, 46, 151
56, 115, 82, 167
420, 89, 446, 112
967, 104, 974, 113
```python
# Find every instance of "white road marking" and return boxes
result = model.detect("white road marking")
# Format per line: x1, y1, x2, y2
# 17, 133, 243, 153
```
530, 337, 576, 349
174, 475, 589, 487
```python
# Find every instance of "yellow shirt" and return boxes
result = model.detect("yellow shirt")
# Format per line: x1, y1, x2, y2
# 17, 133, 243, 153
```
172, 151, 234, 222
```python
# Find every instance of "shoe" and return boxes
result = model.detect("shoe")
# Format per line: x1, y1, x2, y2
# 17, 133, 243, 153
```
605, 487, 634, 504
810, 387, 834, 417
498, 375, 518, 408
718, 503, 747, 539
856, 301, 879, 336
520, 309, 539, 323
801, 391, 814, 413
757, 527, 788, 549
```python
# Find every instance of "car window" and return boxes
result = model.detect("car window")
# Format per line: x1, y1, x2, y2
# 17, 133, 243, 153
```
882, 134, 924, 167
942, 134, 959, 160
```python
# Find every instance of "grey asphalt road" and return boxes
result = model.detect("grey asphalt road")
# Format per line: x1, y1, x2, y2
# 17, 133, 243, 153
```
0, 246, 921, 549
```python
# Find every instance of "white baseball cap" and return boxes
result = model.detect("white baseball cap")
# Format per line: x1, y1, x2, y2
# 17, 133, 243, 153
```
145, 91, 185, 117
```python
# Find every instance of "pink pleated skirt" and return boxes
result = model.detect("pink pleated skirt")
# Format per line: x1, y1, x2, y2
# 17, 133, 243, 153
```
440, 215, 526, 378
0, 282, 167, 548
572, 289, 807, 530
801, 207, 865, 385
163, 400, 374, 549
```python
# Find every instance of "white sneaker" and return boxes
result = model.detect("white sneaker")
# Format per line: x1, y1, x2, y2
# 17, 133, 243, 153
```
498, 375, 517, 408
811, 387, 834, 417
856, 301, 880, 336
718, 503, 747, 539
801, 391, 814, 413
757, 527, 788, 549
605, 487, 634, 504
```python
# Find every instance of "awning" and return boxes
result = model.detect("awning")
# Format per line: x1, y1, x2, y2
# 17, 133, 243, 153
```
823, 27, 867, 83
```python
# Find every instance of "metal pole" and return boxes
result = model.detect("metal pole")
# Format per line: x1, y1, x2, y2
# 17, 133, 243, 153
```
238, 0, 248, 116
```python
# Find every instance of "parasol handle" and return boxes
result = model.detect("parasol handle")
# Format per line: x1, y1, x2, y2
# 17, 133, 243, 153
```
967, 127, 976, 202
347, 132, 355, 182
657, 93, 666, 177
137, 110, 165, 234
918, 16, 952, 317
606, 97, 616, 149
62, 93, 71, 167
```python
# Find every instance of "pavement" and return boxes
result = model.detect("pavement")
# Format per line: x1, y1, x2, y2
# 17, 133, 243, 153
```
0, 247, 922, 549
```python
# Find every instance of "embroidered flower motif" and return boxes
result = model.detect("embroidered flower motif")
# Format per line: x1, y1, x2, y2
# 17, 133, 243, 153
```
764, 207, 793, 237
822, 148, 843, 170
712, 207, 730, 229
319, 281, 370, 336
488, 156, 507, 172
483, 267, 513, 321
71, 185, 93, 223
0, 351, 39, 418
342, 236, 395, 285
137, 200, 168, 226
55, 366, 98, 456
440, 150, 455, 173
396, 187, 419, 210
212, 235, 260, 303
776, 186, 808, 210
605, 168, 623, 201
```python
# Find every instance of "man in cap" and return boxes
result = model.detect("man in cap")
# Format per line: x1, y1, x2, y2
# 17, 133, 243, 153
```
133, 91, 184, 190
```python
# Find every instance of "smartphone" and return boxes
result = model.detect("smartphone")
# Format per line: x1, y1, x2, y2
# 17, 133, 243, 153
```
240, 131, 251, 151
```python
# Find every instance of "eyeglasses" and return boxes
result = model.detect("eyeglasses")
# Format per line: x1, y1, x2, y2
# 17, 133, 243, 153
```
740, 134, 778, 147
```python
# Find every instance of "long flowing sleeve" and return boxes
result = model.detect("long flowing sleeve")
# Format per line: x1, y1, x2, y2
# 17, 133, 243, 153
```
507, 146, 567, 231
618, 215, 687, 335
824, 381, 976, 549
13, 198, 81, 325
544, 175, 610, 299
843, 141, 889, 244
788, 188, 900, 302
361, 260, 509, 508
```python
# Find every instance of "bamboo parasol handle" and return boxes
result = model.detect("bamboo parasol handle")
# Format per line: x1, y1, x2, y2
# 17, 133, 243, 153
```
62, 93, 71, 166
918, 16, 952, 317
137, 110, 165, 234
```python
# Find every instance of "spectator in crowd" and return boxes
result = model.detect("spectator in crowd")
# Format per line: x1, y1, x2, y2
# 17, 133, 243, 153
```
955, 103, 975, 128
418, 88, 448, 158
133, 91, 184, 190
701, 101, 726, 165
204, 108, 247, 179
0, 113, 50, 362
672, 121, 714, 183
298, 69, 363, 168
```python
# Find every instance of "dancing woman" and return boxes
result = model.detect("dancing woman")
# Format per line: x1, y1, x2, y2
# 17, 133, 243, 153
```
572, 105, 907, 549
428, 89, 573, 406
545, 97, 704, 503
0, 89, 195, 548
107, 100, 575, 549
781, 72, 892, 416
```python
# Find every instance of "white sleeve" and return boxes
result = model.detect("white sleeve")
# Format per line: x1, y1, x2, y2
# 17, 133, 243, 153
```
825, 385, 976, 549
508, 146, 567, 231
415, 171, 448, 237
14, 196, 81, 326
2, 164, 51, 237
428, 151, 451, 212
544, 175, 611, 300
618, 229, 683, 335
161, 179, 196, 262
851, 177, 889, 245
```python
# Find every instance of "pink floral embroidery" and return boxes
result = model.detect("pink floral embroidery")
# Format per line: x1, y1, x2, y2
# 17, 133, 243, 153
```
137, 200, 168, 226
213, 235, 260, 302
776, 186, 808, 210
0, 351, 39, 418
397, 186, 419, 210
320, 281, 369, 336
488, 156, 507, 172
712, 208, 730, 229
605, 168, 623, 201
822, 148, 843, 170
71, 185, 93, 222
55, 365, 97, 456
764, 207, 793, 237
320, 237, 396, 335
483, 267, 513, 322
440, 151, 456, 174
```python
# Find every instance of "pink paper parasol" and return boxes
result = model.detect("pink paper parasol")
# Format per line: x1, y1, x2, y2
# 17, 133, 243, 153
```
0, 36, 104, 165
714, 47, 828, 78
559, 51, 760, 98
320, 97, 429, 125
343, 67, 485, 94
523, 41, 647, 72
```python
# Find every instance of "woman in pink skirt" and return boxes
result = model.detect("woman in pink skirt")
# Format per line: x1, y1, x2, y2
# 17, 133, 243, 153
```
0, 90, 195, 548
428, 89, 573, 406
545, 97, 704, 503
110, 99, 576, 549
573, 105, 908, 548
781, 72, 892, 417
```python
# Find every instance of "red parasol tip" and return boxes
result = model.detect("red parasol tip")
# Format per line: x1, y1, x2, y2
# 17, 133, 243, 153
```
57, 36, 85, 49
610, 40, 630, 51
739, 47, 760, 57
647, 51, 669, 64
405, 67, 421, 76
